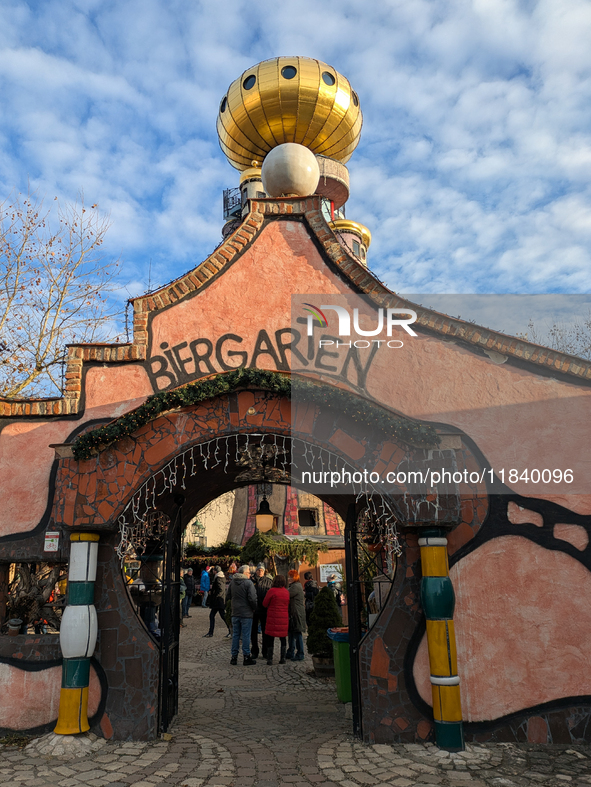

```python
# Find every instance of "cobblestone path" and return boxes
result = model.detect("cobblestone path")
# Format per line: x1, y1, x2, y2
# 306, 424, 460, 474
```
2, 607, 591, 786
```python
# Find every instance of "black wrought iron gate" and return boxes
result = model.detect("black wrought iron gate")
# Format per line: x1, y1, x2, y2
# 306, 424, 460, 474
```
344, 502, 398, 740
158, 497, 183, 733
345, 503, 363, 737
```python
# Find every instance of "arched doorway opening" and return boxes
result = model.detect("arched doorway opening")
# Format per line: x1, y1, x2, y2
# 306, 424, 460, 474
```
115, 430, 401, 735
54, 383, 467, 742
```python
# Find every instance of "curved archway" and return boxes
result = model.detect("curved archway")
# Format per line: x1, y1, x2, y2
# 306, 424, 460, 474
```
51, 384, 487, 742
54, 387, 415, 531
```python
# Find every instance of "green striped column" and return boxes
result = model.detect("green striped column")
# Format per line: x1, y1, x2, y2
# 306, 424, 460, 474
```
419, 528, 464, 752
54, 532, 99, 735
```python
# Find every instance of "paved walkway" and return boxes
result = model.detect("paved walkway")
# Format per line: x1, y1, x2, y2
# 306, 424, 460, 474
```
2, 607, 591, 786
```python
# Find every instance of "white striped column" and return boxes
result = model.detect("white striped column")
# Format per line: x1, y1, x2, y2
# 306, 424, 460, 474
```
54, 533, 99, 735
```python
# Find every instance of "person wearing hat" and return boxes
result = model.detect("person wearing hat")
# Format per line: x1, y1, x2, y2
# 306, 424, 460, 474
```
251, 563, 272, 659
327, 573, 343, 607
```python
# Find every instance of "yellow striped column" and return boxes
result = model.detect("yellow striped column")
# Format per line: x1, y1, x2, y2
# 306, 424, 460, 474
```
419, 528, 464, 751
54, 533, 99, 735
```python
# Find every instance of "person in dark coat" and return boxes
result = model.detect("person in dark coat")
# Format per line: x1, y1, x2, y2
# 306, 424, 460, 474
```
203, 567, 230, 638
303, 571, 319, 626
286, 570, 307, 661
182, 568, 196, 618
327, 573, 343, 606
179, 575, 186, 628
227, 565, 257, 665
251, 563, 272, 659
262, 574, 290, 665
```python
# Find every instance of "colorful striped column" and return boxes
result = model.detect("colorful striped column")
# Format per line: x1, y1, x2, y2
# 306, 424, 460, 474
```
54, 532, 99, 735
419, 528, 464, 751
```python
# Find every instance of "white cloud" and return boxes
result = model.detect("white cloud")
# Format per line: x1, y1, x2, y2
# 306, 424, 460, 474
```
0, 0, 588, 309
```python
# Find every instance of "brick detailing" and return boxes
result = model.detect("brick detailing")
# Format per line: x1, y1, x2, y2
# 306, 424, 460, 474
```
0, 344, 142, 417
323, 502, 341, 536
130, 211, 266, 349
4, 196, 591, 421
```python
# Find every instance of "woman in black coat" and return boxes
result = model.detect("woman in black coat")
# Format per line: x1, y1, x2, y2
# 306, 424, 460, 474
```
286, 570, 307, 661
203, 567, 230, 637
303, 571, 319, 626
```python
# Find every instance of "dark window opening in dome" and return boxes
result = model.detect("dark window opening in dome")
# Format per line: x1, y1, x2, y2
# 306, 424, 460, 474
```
298, 509, 318, 532
353, 240, 361, 257
281, 65, 297, 80
220, 96, 227, 113
256, 191, 266, 198
322, 71, 335, 86
243, 74, 256, 90
352, 91, 359, 107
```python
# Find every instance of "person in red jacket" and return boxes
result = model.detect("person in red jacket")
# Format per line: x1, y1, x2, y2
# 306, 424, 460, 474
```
262, 574, 290, 666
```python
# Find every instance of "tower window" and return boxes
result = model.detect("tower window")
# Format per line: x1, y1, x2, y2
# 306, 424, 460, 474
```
281, 65, 297, 80
352, 240, 360, 256
243, 74, 256, 90
298, 509, 318, 531
220, 96, 227, 113
361, 246, 366, 259
322, 71, 336, 86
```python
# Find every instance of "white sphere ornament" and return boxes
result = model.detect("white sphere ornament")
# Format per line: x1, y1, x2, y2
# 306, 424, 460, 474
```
261, 143, 320, 198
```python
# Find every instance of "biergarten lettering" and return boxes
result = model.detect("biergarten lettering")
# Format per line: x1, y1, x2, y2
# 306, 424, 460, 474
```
147, 326, 379, 393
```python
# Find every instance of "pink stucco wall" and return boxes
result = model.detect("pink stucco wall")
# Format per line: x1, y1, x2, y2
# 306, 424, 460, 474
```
0, 366, 150, 537
151, 222, 346, 354
413, 535, 591, 721
1, 217, 591, 538
0, 663, 101, 730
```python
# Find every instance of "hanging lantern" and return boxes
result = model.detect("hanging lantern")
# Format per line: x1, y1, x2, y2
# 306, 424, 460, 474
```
255, 495, 277, 533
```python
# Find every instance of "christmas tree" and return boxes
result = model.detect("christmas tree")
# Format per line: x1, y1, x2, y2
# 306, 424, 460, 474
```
306, 587, 343, 657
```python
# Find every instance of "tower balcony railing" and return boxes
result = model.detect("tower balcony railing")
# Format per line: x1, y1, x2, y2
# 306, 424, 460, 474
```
223, 187, 242, 221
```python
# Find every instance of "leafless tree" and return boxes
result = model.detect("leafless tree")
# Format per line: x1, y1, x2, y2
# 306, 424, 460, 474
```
521, 314, 591, 361
0, 190, 122, 398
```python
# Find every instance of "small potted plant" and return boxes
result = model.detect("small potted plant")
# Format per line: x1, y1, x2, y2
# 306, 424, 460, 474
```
306, 586, 342, 676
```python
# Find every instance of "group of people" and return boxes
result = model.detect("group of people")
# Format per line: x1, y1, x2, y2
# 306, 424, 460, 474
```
181, 564, 342, 667
224, 564, 309, 666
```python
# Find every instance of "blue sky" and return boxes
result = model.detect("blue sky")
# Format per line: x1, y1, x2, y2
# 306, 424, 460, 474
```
1, 0, 590, 316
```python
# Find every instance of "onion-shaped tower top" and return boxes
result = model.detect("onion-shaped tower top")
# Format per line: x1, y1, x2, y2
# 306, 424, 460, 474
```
217, 56, 362, 171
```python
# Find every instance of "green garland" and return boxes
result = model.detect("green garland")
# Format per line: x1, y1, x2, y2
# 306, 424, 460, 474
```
72, 368, 439, 460
240, 531, 329, 567
185, 540, 242, 558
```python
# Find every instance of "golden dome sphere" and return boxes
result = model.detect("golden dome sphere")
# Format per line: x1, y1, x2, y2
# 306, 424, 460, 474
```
217, 56, 362, 171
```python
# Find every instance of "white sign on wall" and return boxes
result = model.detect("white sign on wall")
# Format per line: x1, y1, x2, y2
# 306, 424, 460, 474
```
320, 563, 343, 583
44, 531, 60, 552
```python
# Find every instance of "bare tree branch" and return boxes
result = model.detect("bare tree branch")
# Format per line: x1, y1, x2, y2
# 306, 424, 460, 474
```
0, 190, 123, 397
518, 313, 591, 361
